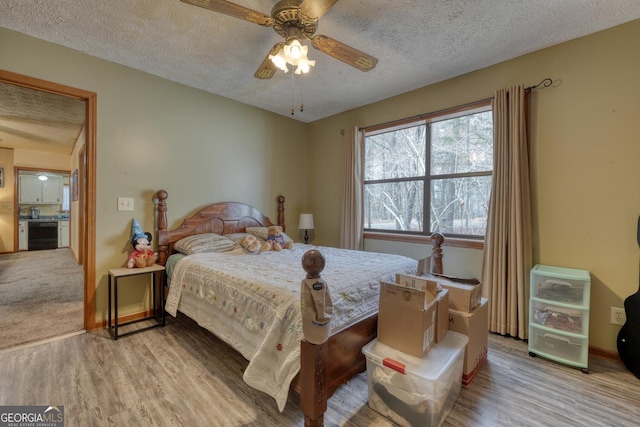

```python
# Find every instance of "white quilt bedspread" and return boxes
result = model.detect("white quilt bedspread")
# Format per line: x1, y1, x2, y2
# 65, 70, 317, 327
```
165, 244, 416, 411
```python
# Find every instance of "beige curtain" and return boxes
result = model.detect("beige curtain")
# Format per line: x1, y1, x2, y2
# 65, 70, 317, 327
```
340, 126, 364, 250
482, 85, 533, 339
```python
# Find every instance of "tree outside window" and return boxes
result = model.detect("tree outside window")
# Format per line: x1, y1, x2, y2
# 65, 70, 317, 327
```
364, 104, 493, 238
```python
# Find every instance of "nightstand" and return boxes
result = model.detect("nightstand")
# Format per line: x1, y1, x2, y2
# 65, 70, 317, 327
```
107, 264, 165, 340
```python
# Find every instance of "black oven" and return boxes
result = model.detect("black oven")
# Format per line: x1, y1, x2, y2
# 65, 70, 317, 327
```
28, 221, 58, 250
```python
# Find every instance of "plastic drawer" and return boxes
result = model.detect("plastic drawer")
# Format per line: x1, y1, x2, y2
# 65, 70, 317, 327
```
529, 325, 588, 368
530, 300, 588, 336
531, 265, 590, 307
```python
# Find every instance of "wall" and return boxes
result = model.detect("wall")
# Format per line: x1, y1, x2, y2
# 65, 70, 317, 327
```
0, 148, 15, 252
307, 20, 640, 353
14, 149, 70, 170
2, 20, 639, 352
0, 27, 309, 323
69, 125, 85, 260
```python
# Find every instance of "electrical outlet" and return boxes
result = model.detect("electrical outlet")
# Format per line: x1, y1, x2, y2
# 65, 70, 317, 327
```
611, 307, 626, 325
117, 197, 134, 211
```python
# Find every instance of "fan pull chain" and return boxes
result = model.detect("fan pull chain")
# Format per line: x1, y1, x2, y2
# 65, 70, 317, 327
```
300, 75, 304, 112
291, 71, 295, 115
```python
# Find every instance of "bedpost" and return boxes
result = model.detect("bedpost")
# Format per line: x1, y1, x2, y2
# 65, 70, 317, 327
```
300, 339, 328, 427
431, 232, 445, 275
155, 189, 169, 266
277, 195, 286, 232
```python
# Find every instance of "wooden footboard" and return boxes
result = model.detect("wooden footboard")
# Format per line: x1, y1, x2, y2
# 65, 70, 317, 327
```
293, 312, 378, 427
294, 234, 445, 426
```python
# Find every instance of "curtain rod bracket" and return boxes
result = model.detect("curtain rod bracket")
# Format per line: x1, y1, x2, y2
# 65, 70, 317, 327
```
526, 78, 553, 91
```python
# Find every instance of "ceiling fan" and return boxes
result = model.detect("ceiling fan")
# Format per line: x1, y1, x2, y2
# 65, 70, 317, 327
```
181, 0, 378, 78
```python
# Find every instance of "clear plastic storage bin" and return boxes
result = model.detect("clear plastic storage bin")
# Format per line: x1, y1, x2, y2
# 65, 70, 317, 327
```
531, 264, 590, 306
531, 300, 588, 335
529, 324, 589, 367
362, 331, 468, 427
529, 264, 590, 372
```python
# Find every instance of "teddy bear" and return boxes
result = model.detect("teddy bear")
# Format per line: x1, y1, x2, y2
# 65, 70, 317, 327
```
264, 225, 293, 252
127, 218, 158, 268
240, 234, 270, 254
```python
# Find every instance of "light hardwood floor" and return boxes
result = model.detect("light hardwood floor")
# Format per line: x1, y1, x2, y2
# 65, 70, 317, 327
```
1, 313, 638, 426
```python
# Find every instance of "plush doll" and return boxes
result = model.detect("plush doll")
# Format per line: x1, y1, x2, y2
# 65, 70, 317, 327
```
265, 225, 293, 251
240, 234, 269, 254
127, 218, 158, 268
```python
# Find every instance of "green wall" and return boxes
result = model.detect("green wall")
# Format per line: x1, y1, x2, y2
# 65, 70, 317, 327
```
0, 27, 309, 322
3, 18, 640, 353
307, 20, 640, 353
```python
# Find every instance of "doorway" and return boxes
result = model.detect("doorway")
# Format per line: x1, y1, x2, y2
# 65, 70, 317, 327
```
0, 69, 97, 335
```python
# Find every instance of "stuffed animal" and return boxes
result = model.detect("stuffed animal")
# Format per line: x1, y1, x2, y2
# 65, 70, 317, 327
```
265, 225, 293, 252
240, 234, 269, 254
127, 218, 158, 268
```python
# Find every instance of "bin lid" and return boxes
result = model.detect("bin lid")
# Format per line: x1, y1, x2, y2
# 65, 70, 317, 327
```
532, 264, 590, 281
362, 330, 468, 380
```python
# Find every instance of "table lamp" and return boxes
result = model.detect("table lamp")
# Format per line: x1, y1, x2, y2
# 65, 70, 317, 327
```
299, 213, 315, 244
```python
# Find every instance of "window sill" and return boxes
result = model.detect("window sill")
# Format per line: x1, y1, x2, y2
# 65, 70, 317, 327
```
363, 231, 484, 250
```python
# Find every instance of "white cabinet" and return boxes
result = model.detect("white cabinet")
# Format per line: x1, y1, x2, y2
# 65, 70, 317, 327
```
58, 221, 69, 248
18, 221, 28, 250
19, 175, 62, 204
19, 176, 41, 203
528, 264, 591, 373
42, 178, 62, 203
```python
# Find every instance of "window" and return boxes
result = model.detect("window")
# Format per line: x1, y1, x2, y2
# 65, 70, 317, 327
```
363, 102, 493, 238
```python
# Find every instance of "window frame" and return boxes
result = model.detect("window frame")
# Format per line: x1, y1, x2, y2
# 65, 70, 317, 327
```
362, 99, 492, 243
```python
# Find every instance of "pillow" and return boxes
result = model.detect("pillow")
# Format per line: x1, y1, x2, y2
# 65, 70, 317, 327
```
174, 233, 235, 255
224, 232, 263, 244
245, 227, 293, 244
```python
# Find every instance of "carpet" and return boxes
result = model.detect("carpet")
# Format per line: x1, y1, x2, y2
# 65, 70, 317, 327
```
0, 248, 84, 350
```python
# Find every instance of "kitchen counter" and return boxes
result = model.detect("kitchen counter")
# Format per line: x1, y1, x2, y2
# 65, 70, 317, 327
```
19, 216, 69, 222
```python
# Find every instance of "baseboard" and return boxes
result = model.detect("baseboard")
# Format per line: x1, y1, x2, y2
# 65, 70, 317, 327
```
589, 344, 621, 362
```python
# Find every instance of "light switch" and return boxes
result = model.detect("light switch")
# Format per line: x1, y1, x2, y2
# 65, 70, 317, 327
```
117, 197, 134, 211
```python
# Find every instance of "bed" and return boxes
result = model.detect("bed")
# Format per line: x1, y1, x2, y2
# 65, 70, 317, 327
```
154, 190, 422, 426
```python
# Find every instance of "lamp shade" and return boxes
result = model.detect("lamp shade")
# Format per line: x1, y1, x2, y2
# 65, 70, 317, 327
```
298, 214, 314, 230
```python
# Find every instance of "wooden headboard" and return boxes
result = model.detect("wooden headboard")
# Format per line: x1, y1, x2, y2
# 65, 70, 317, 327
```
154, 190, 285, 265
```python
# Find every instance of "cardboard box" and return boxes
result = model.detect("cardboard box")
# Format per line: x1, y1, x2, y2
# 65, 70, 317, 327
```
448, 298, 489, 387
417, 256, 432, 276
436, 276, 482, 312
378, 281, 436, 358
395, 273, 439, 297
435, 289, 449, 343
395, 273, 448, 343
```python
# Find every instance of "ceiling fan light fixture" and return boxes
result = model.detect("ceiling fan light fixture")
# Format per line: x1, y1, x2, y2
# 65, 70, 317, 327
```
295, 58, 315, 75
269, 49, 289, 73
270, 36, 315, 75
285, 38, 303, 60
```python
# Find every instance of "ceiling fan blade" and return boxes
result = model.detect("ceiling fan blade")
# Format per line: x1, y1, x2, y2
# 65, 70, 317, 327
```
299, 0, 340, 19
180, 0, 273, 27
311, 35, 378, 72
254, 43, 285, 79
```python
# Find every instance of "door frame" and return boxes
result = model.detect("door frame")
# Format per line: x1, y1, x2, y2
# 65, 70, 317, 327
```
1, 69, 97, 330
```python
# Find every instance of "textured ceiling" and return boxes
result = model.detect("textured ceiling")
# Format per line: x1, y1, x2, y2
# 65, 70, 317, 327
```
1, 0, 640, 152
0, 83, 85, 155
